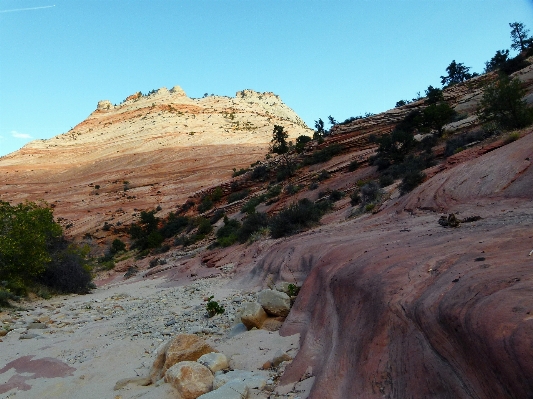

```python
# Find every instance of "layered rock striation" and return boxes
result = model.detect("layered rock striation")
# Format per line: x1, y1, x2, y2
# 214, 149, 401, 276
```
0, 86, 312, 237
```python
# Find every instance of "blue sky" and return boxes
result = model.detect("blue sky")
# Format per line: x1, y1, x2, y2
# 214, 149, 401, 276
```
0, 0, 532, 157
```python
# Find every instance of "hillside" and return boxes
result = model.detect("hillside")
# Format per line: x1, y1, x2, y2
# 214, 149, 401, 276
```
1, 59, 533, 399
0, 86, 312, 238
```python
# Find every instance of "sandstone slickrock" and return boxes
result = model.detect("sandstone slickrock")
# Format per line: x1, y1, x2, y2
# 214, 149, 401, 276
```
197, 379, 248, 399
197, 352, 229, 373
213, 369, 268, 390
164, 361, 213, 399
240, 302, 268, 330
257, 289, 291, 317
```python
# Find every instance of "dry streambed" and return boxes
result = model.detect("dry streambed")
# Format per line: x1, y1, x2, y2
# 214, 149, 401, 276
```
0, 276, 310, 399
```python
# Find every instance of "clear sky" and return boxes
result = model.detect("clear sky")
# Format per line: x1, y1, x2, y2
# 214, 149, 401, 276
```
1, 0, 532, 157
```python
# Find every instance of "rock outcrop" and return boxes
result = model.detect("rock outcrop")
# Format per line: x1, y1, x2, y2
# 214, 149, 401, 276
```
239, 132, 533, 398
0, 85, 312, 238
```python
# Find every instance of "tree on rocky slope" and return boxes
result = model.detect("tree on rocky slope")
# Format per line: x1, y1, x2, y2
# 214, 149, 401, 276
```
509, 22, 533, 53
441, 60, 475, 87
479, 75, 533, 130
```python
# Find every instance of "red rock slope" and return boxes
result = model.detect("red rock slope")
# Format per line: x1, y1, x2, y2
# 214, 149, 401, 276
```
240, 131, 533, 398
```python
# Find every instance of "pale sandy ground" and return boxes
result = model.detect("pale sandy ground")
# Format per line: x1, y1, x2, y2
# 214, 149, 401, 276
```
0, 274, 308, 399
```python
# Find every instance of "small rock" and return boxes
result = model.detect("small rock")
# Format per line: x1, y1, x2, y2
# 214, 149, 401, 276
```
197, 352, 229, 373
165, 361, 213, 399
274, 281, 292, 294
197, 379, 248, 399
19, 333, 39, 340
240, 302, 268, 330
261, 317, 285, 331
262, 361, 272, 370
257, 289, 291, 317
272, 350, 292, 367
27, 322, 47, 329
213, 370, 267, 390
0, 330, 8, 337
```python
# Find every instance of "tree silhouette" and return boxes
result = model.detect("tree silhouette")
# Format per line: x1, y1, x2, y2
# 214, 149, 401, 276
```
440, 60, 473, 86
509, 22, 532, 53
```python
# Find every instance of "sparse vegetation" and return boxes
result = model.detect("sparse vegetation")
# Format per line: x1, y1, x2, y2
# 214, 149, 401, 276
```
269, 198, 331, 238
206, 296, 225, 317
0, 201, 93, 298
478, 75, 533, 130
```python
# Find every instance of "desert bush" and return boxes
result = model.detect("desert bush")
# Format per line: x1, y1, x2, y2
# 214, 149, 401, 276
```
360, 182, 381, 204
38, 240, 93, 294
348, 160, 359, 172
303, 144, 342, 165
317, 170, 330, 181
266, 184, 282, 199
400, 168, 426, 195
269, 198, 331, 238
160, 214, 189, 238
238, 212, 269, 242
110, 238, 126, 254
285, 184, 301, 195
505, 132, 521, 143
309, 181, 319, 191
209, 209, 225, 224
241, 195, 266, 214
232, 168, 249, 177
350, 191, 361, 206
379, 174, 395, 187
251, 165, 269, 181
216, 216, 241, 247
479, 75, 533, 130
444, 130, 485, 157
227, 189, 249, 204
197, 197, 213, 213
329, 190, 345, 202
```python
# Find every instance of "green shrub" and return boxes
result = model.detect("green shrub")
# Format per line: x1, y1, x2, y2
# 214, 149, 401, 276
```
210, 187, 223, 202
227, 189, 249, 204
295, 135, 312, 153
303, 144, 343, 165
329, 190, 345, 202
400, 168, 426, 195
216, 216, 241, 247
269, 198, 331, 238
197, 197, 213, 213
0, 200, 62, 293
266, 184, 282, 199
317, 170, 330, 181
241, 195, 266, 214
251, 165, 269, 181
111, 238, 126, 254
348, 160, 359, 172
206, 296, 225, 317
479, 75, 533, 130
505, 132, 521, 143
160, 214, 189, 238
196, 217, 213, 236
232, 168, 249, 177
379, 174, 395, 187
238, 212, 269, 242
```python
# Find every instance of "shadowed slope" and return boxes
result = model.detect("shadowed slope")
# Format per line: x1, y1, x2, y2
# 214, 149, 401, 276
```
240, 131, 533, 398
